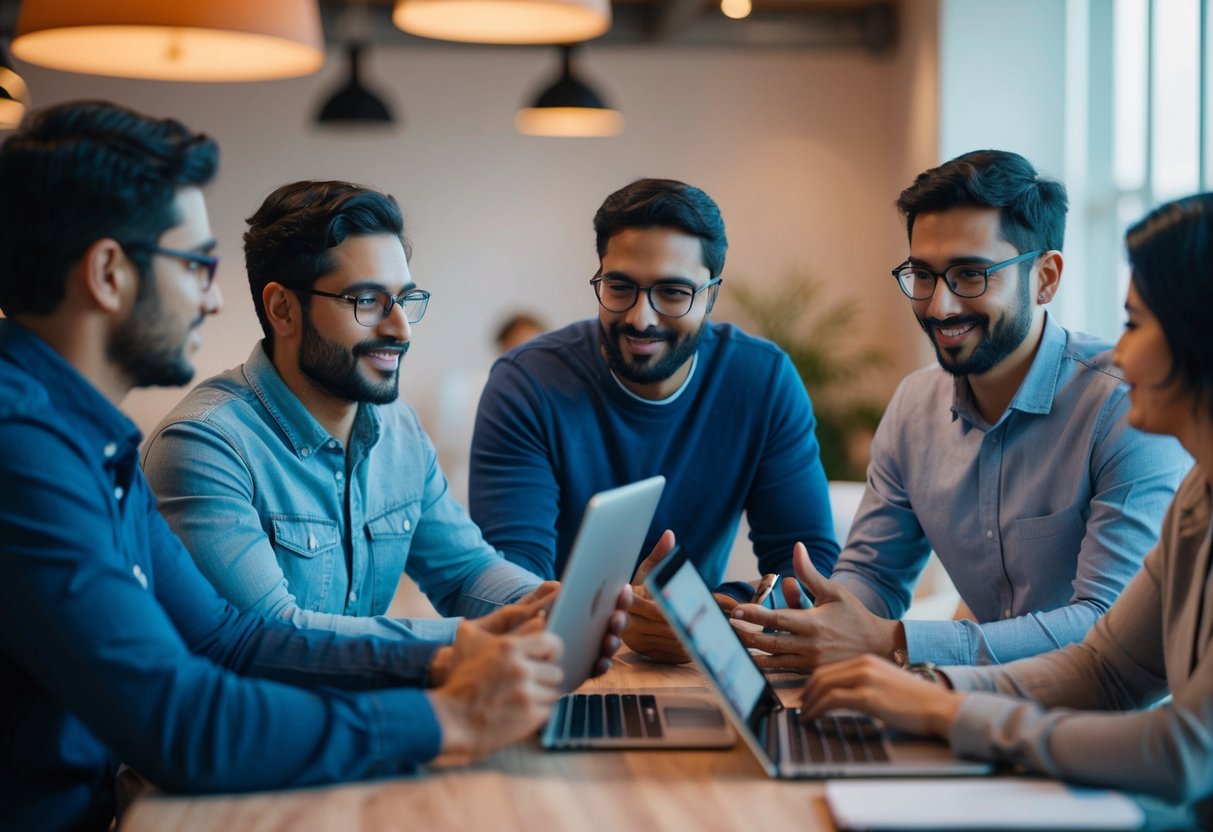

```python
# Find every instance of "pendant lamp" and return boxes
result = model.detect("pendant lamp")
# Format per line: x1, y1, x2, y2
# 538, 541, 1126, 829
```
0, 43, 29, 130
515, 45, 622, 137
315, 44, 394, 125
11, 0, 325, 82
393, 0, 610, 45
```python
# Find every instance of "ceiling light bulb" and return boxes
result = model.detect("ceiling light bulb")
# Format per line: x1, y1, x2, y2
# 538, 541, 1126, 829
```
721, 0, 752, 20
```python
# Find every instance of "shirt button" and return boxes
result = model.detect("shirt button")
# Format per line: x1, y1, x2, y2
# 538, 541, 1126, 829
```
308, 533, 317, 551
114, 486, 125, 500
348, 591, 358, 603
335, 471, 344, 481
985, 529, 994, 539
403, 519, 412, 532
301, 447, 311, 458
103, 442, 117, 458
328, 440, 338, 450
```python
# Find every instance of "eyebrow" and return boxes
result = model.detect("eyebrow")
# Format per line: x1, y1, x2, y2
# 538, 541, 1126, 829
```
905, 255, 1000, 268
338, 279, 418, 295
600, 270, 698, 288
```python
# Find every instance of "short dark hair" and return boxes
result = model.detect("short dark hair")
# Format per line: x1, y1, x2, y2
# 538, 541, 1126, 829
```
243, 180, 408, 348
0, 100, 218, 315
896, 150, 1068, 256
1126, 192, 1213, 417
593, 178, 727, 279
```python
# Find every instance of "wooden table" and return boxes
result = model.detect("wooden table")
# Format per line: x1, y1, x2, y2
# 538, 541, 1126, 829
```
121, 651, 839, 832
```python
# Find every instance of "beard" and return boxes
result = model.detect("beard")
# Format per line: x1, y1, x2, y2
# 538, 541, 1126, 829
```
298, 312, 408, 404
917, 275, 1033, 377
598, 320, 704, 386
107, 278, 199, 388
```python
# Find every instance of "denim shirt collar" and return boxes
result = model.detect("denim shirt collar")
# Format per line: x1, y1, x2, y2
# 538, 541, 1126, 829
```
951, 311, 1067, 427
0, 320, 141, 459
241, 342, 382, 458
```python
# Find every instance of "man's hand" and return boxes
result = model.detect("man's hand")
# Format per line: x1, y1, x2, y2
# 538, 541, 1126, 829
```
473, 581, 560, 635
800, 655, 961, 738
729, 542, 904, 672
620, 530, 689, 664
589, 584, 633, 678
427, 619, 564, 758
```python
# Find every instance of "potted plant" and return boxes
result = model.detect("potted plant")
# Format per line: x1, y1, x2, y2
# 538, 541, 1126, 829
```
718, 269, 888, 481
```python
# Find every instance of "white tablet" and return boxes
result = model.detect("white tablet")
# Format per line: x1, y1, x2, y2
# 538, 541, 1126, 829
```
545, 475, 666, 693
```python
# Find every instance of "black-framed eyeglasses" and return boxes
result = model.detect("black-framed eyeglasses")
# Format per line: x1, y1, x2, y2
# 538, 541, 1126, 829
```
294, 286, 431, 326
892, 249, 1044, 301
127, 245, 220, 292
590, 274, 723, 319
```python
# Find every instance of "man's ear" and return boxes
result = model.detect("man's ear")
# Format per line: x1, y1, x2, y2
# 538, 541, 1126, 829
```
262, 281, 299, 338
1034, 250, 1064, 305
79, 238, 135, 313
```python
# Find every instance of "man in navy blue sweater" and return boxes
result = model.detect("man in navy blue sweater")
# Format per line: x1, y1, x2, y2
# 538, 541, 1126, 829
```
0, 101, 570, 832
470, 178, 839, 663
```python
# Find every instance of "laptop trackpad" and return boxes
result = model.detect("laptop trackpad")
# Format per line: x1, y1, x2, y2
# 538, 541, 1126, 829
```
664, 705, 726, 729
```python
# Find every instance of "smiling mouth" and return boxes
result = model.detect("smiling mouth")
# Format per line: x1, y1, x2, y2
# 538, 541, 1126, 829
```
935, 322, 977, 338
363, 348, 404, 370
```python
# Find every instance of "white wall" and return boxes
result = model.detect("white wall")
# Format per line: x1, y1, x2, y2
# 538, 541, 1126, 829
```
13, 16, 938, 438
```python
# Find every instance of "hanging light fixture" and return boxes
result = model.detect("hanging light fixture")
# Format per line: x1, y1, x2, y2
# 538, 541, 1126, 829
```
0, 42, 29, 131
516, 45, 622, 137
393, 0, 610, 45
11, 0, 325, 82
315, 43, 394, 126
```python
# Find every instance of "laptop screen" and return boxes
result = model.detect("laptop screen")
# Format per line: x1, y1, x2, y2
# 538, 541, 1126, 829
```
653, 552, 781, 725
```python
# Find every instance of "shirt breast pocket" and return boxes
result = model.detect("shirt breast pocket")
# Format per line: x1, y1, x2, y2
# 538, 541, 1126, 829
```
1010, 508, 1086, 604
364, 501, 421, 608
271, 515, 341, 611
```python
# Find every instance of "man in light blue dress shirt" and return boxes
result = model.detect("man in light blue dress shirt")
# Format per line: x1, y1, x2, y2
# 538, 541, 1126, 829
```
732, 150, 1191, 667
142, 181, 550, 646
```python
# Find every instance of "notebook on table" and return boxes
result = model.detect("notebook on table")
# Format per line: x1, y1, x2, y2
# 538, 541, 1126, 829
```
539, 476, 733, 750
645, 545, 993, 778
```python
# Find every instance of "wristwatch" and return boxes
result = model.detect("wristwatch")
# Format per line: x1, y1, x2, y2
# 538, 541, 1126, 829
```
906, 661, 940, 684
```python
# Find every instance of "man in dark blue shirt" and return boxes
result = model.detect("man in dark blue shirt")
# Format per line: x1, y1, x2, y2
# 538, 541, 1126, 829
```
469, 179, 839, 663
0, 101, 567, 832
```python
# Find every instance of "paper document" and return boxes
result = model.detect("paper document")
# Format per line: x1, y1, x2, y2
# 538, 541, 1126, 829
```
825, 778, 1143, 830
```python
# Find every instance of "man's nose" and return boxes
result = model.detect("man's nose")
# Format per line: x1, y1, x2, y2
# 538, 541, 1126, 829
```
924, 275, 962, 319
624, 291, 659, 331
203, 279, 223, 317
377, 298, 412, 341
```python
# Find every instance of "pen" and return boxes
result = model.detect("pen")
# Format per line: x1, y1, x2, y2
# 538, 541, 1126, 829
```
750, 573, 778, 606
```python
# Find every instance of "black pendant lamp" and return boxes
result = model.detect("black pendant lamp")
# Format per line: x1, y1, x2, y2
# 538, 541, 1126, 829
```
315, 43, 394, 126
515, 44, 622, 137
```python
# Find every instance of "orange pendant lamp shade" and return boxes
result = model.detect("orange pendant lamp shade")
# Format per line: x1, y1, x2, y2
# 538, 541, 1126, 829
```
12, 0, 326, 82
393, 0, 610, 45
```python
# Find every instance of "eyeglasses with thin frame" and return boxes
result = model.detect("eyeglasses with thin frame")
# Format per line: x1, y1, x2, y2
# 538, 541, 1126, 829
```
891, 249, 1044, 301
590, 273, 723, 319
294, 286, 431, 326
126, 244, 220, 292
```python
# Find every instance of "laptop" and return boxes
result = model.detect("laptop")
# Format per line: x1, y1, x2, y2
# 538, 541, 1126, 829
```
645, 545, 993, 778
539, 476, 734, 750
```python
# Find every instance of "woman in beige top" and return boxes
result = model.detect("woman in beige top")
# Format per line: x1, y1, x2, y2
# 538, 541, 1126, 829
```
798, 193, 1213, 823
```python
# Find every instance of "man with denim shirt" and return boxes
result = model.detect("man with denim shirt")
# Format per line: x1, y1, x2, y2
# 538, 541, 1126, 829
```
731, 150, 1191, 668
0, 102, 565, 832
142, 180, 552, 643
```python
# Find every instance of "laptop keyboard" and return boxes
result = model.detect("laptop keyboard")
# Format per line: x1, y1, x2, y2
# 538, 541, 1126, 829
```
552, 693, 664, 740
784, 710, 889, 764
